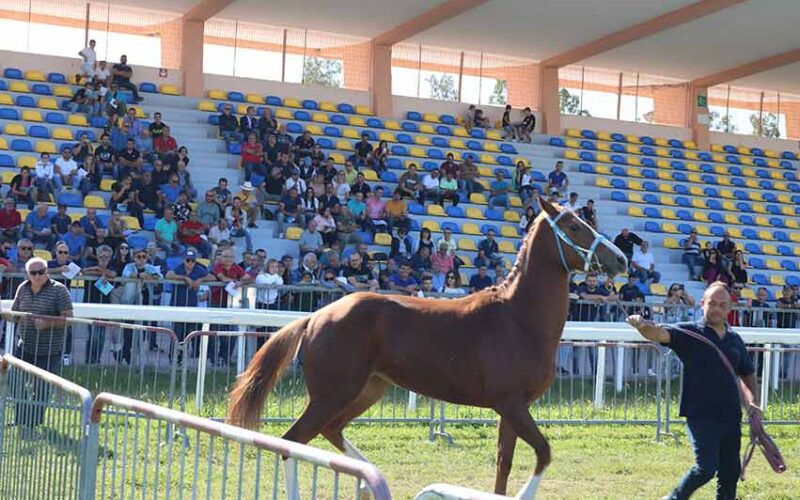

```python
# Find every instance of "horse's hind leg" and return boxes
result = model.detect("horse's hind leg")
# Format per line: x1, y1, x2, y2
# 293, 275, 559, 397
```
495, 401, 551, 500
322, 375, 391, 457
494, 418, 518, 496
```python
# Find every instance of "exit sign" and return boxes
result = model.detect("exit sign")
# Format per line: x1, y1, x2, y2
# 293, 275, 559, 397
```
697, 95, 707, 108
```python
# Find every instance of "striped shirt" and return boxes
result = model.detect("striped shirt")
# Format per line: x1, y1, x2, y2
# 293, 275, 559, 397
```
11, 279, 73, 355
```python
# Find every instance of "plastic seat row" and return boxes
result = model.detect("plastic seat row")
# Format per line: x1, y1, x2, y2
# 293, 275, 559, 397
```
0, 137, 73, 154
609, 190, 799, 221
626, 204, 800, 235
578, 160, 796, 187
554, 137, 795, 171
643, 220, 800, 246
0, 89, 146, 121
0, 106, 131, 130
664, 236, 800, 260
709, 143, 797, 161
0, 122, 97, 141
205, 91, 371, 115
2, 68, 180, 96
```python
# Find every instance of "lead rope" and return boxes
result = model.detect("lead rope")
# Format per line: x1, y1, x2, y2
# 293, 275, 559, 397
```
668, 326, 787, 479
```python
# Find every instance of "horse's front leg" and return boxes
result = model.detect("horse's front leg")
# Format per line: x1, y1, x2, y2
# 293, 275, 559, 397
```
494, 417, 517, 495
495, 401, 551, 500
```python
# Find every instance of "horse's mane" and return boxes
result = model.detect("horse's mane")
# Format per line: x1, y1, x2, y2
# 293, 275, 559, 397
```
492, 210, 547, 293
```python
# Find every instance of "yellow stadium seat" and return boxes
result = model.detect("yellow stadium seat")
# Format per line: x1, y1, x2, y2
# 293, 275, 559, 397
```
9, 81, 29, 93
684, 140, 697, 149
236, 104, 249, 115
663, 237, 681, 249
752, 203, 767, 214
769, 275, 785, 286
684, 151, 698, 160
504, 211, 520, 223
754, 216, 769, 227
409, 147, 426, 157
342, 128, 361, 139
21, 110, 43, 122
758, 230, 774, 241
453, 126, 469, 138
657, 170, 671, 180
655, 138, 669, 147
312, 112, 330, 123
458, 238, 477, 251
0, 94, 12, 105
285, 227, 303, 240
422, 220, 442, 233
766, 259, 781, 271
628, 180, 643, 191
17, 156, 36, 168
462, 223, 482, 235
208, 89, 227, 100
83, 195, 106, 209
696, 225, 712, 236
466, 207, 485, 220
35, 141, 56, 154
51, 128, 73, 140
627, 156, 641, 167
710, 144, 724, 153
762, 244, 778, 255
650, 283, 667, 296
25, 70, 46, 82
628, 192, 644, 203
478, 166, 492, 177
284, 97, 301, 108
67, 115, 88, 127
484, 142, 500, 153
499, 241, 517, 254
304, 124, 323, 136
1, 171, 15, 184
661, 209, 678, 220
384, 120, 401, 130
596, 142, 612, 152
329, 152, 345, 164
348, 116, 366, 127
459, 255, 474, 268
662, 223, 679, 234
764, 149, 779, 159
319, 101, 337, 112
727, 228, 743, 239
486, 130, 502, 141
419, 124, 436, 135
36, 97, 57, 110
245, 93, 265, 104
767, 159, 779, 168
361, 169, 379, 182
160, 84, 180, 96
414, 135, 432, 146
566, 128, 581, 138
100, 178, 115, 191
198, 100, 216, 112
0, 137, 7, 150
723, 214, 738, 225
655, 148, 669, 158
509, 196, 522, 208
122, 216, 141, 231
52, 86, 72, 98
626, 134, 642, 144
469, 193, 488, 205
355, 105, 373, 116
449, 139, 466, 149
378, 132, 396, 142
480, 154, 497, 165
740, 288, 756, 300
335, 140, 353, 151
628, 206, 645, 217
275, 109, 292, 119
628, 167, 642, 178
501, 226, 518, 238
374, 233, 392, 246
595, 178, 611, 188
660, 194, 676, 205
597, 131, 612, 141
596, 153, 611, 163
693, 212, 709, 222
422, 113, 440, 123
427, 204, 446, 217
5, 123, 26, 136
748, 192, 764, 202
33, 249, 52, 261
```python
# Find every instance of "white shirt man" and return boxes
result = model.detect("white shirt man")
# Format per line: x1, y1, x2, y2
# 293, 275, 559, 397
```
79, 40, 97, 79
55, 153, 78, 185
35, 157, 55, 179
632, 244, 654, 270
562, 193, 580, 212
422, 172, 440, 191
285, 175, 306, 195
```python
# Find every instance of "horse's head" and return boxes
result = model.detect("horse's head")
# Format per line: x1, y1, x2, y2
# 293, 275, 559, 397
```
538, 196, 628, 277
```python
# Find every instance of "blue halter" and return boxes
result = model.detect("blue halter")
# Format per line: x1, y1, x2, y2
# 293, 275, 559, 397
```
545, 210, 612, 273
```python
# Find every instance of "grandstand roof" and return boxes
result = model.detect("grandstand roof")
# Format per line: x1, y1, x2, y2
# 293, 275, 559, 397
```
110, 0, 800, 94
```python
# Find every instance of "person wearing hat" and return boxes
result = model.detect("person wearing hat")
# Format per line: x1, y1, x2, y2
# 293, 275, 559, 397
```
234, 181, 261, 228
166, 249, 213, 349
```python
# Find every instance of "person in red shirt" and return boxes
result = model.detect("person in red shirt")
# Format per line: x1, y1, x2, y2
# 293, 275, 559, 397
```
209, 247, 251, 364
0, 198, 22, 241
241, 132, 266, 183
154, 126, 179, 168
178, 211, 211, 258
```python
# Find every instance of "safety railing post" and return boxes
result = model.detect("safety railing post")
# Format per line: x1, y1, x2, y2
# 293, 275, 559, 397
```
614, 343, 624, 393
78, 421, 99, 500
654, 348, 663, 443
593, 341, 607, 409
0, 358, 8, 458
761, 343, 771, 411
195, 323, 211, 411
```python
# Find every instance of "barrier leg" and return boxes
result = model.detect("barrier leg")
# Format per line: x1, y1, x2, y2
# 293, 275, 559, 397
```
195, 330, 210, 412
615, 345, 624, 393
761, 344, 771, 412
407, 391, 418, 413
593, 343, 607, 409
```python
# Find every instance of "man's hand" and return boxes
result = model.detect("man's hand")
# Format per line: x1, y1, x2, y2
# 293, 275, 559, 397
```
34, 318, 48, 330
748, 403, 763, 418
626, 314, 653, 330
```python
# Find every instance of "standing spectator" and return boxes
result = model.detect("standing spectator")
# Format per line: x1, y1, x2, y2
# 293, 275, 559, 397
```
241, 132, 265, 182
24, 202, 55, 249
727, 250, 748, 286
166, 250, 212, 346
208, 248, 249, 363
4, 257, 73, 435
576, 272, 611, 323
458, 156, 482, 194
547, 161, 568, 196
82, 246, 120, 361
239, 106, 258, 138
682, 229, 703, 280
631, 240, 661, 284
469, 265, 493, 292
154, 127, 179, 168
255, 259, 283, 310
78, 39, 97, 83
613, 228, 643, 263
112, 55, 141, 102
716, 232, 737, 269
154, 207, 182, 255
34, 152, 58, 200
218, 105, 242, 144
578, 199, 598, 230
489, 171, 510, 209
9, 167, 36, 209
501, 105, 514, 140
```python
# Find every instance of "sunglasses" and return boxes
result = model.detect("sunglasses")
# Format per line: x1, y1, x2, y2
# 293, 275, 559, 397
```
57, 250, 69, 254
185, 259, 196, 263
119, 246, 129, 250
28, 269, 46, 276
135, 254, 147, 259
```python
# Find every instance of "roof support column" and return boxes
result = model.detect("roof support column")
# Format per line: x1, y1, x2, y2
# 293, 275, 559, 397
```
688, 84, 710, 150
181, 19, 205, 98
371, 43, 393, 117
537, 65, 561, 135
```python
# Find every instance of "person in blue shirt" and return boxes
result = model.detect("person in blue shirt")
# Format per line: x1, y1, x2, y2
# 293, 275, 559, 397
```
627, 282, 759, 500
488, 171, 510, 209
547, 161, 569, 196
23, 202, 55, 249
160, 175, 183, 204
80, 208, 106, 238
388, 262, 419, 295
62, 221, 87, 262
166, 249, 213, 350
469, 265, 493, 292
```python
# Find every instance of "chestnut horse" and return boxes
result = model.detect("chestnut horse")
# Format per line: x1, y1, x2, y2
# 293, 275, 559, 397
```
228, 196, 628, 498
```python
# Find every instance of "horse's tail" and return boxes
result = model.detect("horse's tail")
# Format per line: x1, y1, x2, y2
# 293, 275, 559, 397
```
227, 315, 310, 429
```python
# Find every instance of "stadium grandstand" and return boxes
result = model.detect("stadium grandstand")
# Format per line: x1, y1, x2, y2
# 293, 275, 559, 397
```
0, 0, 799, 497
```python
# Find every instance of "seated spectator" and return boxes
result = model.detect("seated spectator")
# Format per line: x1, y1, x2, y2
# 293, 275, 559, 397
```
170, 191, 192, 224
34, 152, 58, 200
9, 167, 36, 209
110, 241, 132, 274
48, 241, 74, 276
234, 181, 261, 228
112, 54, 141, 102
0, 198, 22, 240
364, 187, 388, 235
12, 238, 34, 269
67, 82, 99, 115
613, 228, 642, 263
308, 172, 326, 197
331, 170, 350, 201
94, 59, 110, 89
745, 287, 773, 329
420, 169, 441, 205
94, 134, 116, 179
431, 242, 455, 274
80, 207, 105, 238
417, 227, 435, 254
352, 133, 374, 168
311, 206, 337, 247
137, 171, 163, 217
154, 207, 182, 255
562, 192, 580, 212
463, 105, 476, 134
78, 155, 99, 197
117, 138, 142, 180
440, 153, 459, 178
473, 108, 490, 128
702, 249, 725, 284
286, 169, 307, 196
72, 133, 94, 166
318, 157, 338, 183
716, 231, 737, 268
318, 182, 341, 216
373, 140, 389, 173
294, 131, 315, 164
179, 211, 211, 258
106, 209, 128, 242
335, 205, 361, 247
275, 187, 301, 238
299, 219, 325, 256
547, 161, 568, 197
258, 108, 278, 141
197, 191, 221, 229
618, 274, 645, 303
439, 170, 459, 207
469, 265, 493, 292
345, 192, 367, 230
389, 262, 419, 295
122, 107, 144, 139
135, 129, 155, 164
516, 107, 535, 143
161, 175, 182, 205
410, 246, 432, 278
575, 272, 611, 321
385, 189, 410, 229
264, 166, 284, 201
24, 202, 55, 249
218, 105, 242, 144
274, 124, 294, 155
578, 199, 598, 230
515, 162, 537, 205
664, 283, 696, 323
442, 270, 466, 296
547, 189, 561, 205
727, 249, 748, 285
242, 132, 265, 183
148, 112, 167, 140
174, 161, 196, 200
239, 106, 259, 138
682, 229, 703, 280
489, 171, 510, 209
458, 156, 482, 194
212, 177, 232, 208
110, 176, 143, 225
398, 164, 422, 201
630, 240, 660, 284
154, 126, 179, 168
104, 83, 126, 125
350, 172, 371, 198
50, 203, 71, 239
342, 160, 358, 185
390, 225, 414, 260
478, 229, 502, 268
54, 148, 79, 191
343, 252, 379, 292
519, 205, 537, 234
225, 197, 254, 252
208, 218, 231, 251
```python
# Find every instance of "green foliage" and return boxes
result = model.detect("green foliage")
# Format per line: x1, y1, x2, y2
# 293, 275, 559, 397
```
709, 110, 738, 133
488, 79, 507, 105
302, 56, 343, 88
426, 73, 458, 101
750, 112, 781, 138
559, 87, 591, 116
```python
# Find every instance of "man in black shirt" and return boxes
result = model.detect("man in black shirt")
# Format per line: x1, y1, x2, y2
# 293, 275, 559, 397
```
716, 232, 737, 268
112, 55, 141, 102
137, 171, 163, 217
613, 228, 643, 263
352, 133, 373, 168
318, 182, 340, 215
263, 134, 280, 166
275, 125, 294, 154
351, 172, 371, 198
257, 108, 277, 140
578, 199, 598, 230
628, 282, 759, 500
148, 112, 167, 140
50, 203, 71, 239
775, 284, 798, 329
265, 167, 285, 201
218, 105, 242, 144
94, 133, 116, 178
293, 131, 315, 161
239, 106, 258, 137
117, 138, 141, 180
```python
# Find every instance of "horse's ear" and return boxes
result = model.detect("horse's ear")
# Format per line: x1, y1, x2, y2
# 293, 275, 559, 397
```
538, 194, 559, 217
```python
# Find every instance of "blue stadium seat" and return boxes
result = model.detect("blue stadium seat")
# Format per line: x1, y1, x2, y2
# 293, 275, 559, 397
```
771, 218, 786, 229
56, 191, 83, 207
401, 121, 418, 132
408, 202, 425, 215
749, 258, 765, 270
642, 194, 658, 205
610, 133, 625, 142
265, 96, 282, 106
610, 143, 626, 153
76, 129, 96, 142
777, 243, 793, 255
611, 154, 626, 165
436, 125, 452, 136
227, 142, 241, 155
668, 139, 684, 148
215, 102, 227, 112
485, 209, 504, 221
751, 274, 768, 285
499, 144, 517, 154
755, 169, 769, 179
581, 129, 597, 140
579, 151, 595, 161
227, 91, 244, 102
740, 215, 754, 226
753, 157, 767, 167
28, 125, 49, 138
580, 140, 596, 150
286, 122, 303, 134
611, 191, 626, 202
759, 180, 774, 190
427, 148, 444, 160
640, 146, 655, 156
0, 108, 19, 120
386, 158, 401, 169
470, 129, 486, 139
3, 68, 23, 79
432, 137, 449, 148
47, 73, 66, 84
698, 152, 712, 161
643, 207, 659, 218
316, 138, 334, 149
579, 163, 594, 174
699, 163, 713, 173
466, 140, 483, 151
675, 196, 690, 207
750, 147, 764, 156
611, 179, 626, 189
730, 178, 745, 188
642, 181, 658, 192
710, 226, 725, 237
127, 235, 150, 250
207, 115, 220, 126
701, 174, 717, 185
406, 111, 423, 121
330, 114, 348, 125
441, 221, 459, 233
641, 168, 657, 179
733, 189, 747, 200
677, 223, 693, 234
788, 276, 800, 288
669, 149, 684, 159
440, 114, 456, 125
674, 185, 689, 195
673, 172, 688, 183
549, 137, 565, 147
782, 260, 798, 272
481, 224, 500, 235
366, 118, 383, 129
677, 211, 692, 221
391, 145, 408, 156
323, 126, 341, 137
497, 155, 514, 167
742, 228, 757, 240
736, 202, 753, 212
360, 129, 378, 141
446, 206, 464, 218
640, 136, 654, 145
10, 139, 33, 151
728, 166, 742, 176
396, 133, 413, 144
15, 95, 35, 107
0, 81, 6, 91
139, 82, 157, 93
44, 112, 66, 124
708, 212, 723, 224
723, 145, 737, 154
780, 160, 794, 170
640, 157, 656, 168
337, 103, 355, 114
785, 172, 798, 181
0, 154, 14, 167
302, 99, 318, 110
380, 171, 397, 183
31, 83, 51, 95
294, 110, 311, 121
782, 151, 797, 160
644, 221, 661, 232
671, 160, 686, 170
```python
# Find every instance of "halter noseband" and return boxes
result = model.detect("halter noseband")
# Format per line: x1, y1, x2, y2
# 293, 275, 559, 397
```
545, 210, 611, 273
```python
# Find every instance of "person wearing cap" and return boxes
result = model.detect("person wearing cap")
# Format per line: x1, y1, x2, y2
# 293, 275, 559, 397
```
547, 160, 568, 196
489, 170, 510, 209
166, 249, 213, 347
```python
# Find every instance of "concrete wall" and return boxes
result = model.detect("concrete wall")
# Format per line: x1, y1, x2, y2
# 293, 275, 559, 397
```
203, 74, 373, 107
561, 115, 694, 141
0, 50, 183, 87
392, 95, 540, 132
710, 131, 799, 152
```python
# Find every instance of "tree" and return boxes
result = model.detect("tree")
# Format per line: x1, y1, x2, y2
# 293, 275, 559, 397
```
303, 56, 343, 88
558, 88, 591, 116
488, 79, 507, 105
426, 73, 458, 101
750, 112, 781, 138
709, 110, 737, 133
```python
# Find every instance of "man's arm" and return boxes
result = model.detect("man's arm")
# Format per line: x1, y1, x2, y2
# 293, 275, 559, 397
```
740, 374, 760, 410
626, 315, 670, 343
